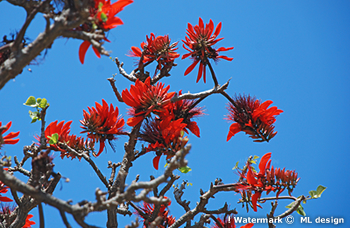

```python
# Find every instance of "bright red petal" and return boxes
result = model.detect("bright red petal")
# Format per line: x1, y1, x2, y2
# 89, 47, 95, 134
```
187, 121, 200, 137
153, 156, 161, 170
240, 223, 254, 228
92, 46, 101, 58
251, 192, 261, 212
184, 59, 199, 76
258, 152, 272, 176
79, 41, 91, 64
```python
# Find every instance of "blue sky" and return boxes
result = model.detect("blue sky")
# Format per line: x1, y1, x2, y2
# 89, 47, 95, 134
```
1, 0, 349, 227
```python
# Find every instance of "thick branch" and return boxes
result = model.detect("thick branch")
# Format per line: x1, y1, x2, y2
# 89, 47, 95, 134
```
0, 7, 89, 89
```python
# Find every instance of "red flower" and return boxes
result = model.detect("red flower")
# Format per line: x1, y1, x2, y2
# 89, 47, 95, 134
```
226, 95, 283, 142
136, 198, 175, 228
44, 120, 72, 150
160, 91, 204, 137
42, 121, 95, 159
80, 99, 125, 157
78, 39, 106, 64
78, 0, 133, 64
139, 116, 187, 170
122, 77, 175, 126
92, 0, 133, 30
0, 181, 12, 202
236, 153, 299, 212
182, 18, 233, 83
129, 33, 180, 70
60, 134, 96, 160
0, 121, 20, 148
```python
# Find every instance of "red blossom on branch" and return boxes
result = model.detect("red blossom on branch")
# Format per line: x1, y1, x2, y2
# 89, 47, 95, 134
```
182, 17, 233, 83
136, 199, 175, 228
45, 120, 72, 149
139, 116, 187, 170
236, 153, 299, 212
78, 0, 133, 64
80, 99, 125, 157
160, 91, 204, 137
0, 121, 20, 148
42, 120, 95, 159
122, 77, 175, 127
129, 33, 180, 71
226, 95, 283, 142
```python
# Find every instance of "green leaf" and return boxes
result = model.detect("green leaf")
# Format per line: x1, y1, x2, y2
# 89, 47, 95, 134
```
253, 155, 260, 160
309, 190, 316, 199
250, 160, 257, 164
28, 110, 40, 123
297, 204, 306, 216
178, 166, 192, 174
315, 185, 326, 197
36, 98, 42, 104
24, 96, 37, 107
39, 98, 48, 108
48, 133, 59, 144
309, 185, 326, 199
286, 198, 306, 216
232, 161, 239, 170
100, 12, 108, 22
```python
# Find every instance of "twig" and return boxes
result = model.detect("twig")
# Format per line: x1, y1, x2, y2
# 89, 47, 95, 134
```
12, 0, 49, 52
58, 143, 110, 190
207, 61, 219, 88
114, 58, 137, 82
38, 203, 45, 228
275, 196, 305, 219
210, 215, 224, 228
10, 188, 22, 206
59, 210, 72, 228
107, 77, 124, 102
171, 80, 230, 103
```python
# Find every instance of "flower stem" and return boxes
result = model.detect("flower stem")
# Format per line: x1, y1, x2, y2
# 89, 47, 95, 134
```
207, 60, 219, 88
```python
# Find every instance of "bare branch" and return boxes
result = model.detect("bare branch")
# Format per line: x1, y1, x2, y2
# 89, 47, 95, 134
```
275, 196, 305, 219
107, 77, 124, 102
114, 58, 137, 82
58, 143, 110, 190
171, 80, 230, 103
59, 210, 72, 228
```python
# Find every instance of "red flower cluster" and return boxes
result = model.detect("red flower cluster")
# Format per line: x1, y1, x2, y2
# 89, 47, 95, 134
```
182, 18, 233, 83
78, 0, 133, 64
0, 121, 19, 148
80, 99, 125, 157
226, 95, 283, 142
44, 120, 95, 159
160, 91, 204, 137
130, 33, 180, 70
139, 117, 187, 169
136, 199, 175, 228
236, 153, 299, 212
122, 77, 175, 126
212, 216, 254, 228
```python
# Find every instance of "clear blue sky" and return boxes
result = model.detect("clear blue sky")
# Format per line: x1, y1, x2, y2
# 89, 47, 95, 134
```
1, 0, 349, 227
